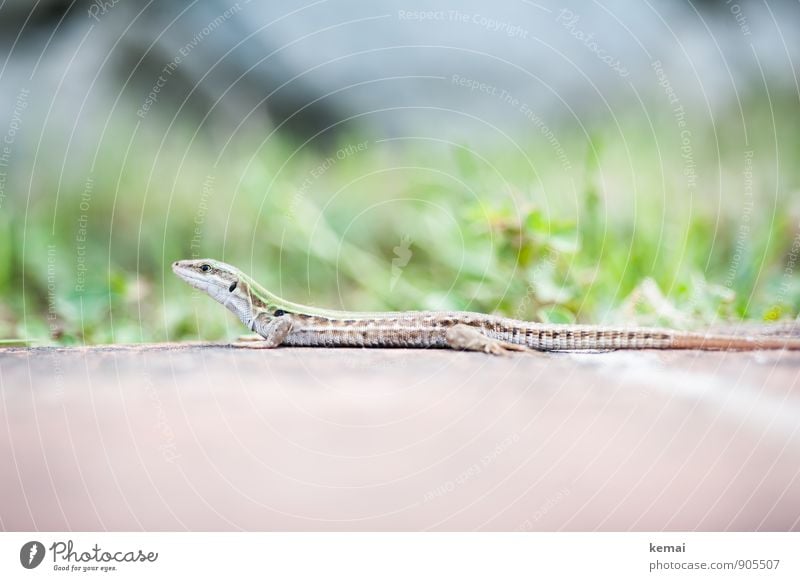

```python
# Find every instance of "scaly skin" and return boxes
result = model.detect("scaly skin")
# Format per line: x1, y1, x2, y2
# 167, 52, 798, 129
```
172, 259, 800, 354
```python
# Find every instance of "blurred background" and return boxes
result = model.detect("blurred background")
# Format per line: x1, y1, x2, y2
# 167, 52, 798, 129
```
0, 0, 799, 345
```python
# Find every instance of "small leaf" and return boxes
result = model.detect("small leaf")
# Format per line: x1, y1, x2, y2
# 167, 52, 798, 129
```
537, 305, 576, 324
549, 225, 580, 253
524, 208, 547, 234
532, 273, 574, 304
763, 306, 782, 321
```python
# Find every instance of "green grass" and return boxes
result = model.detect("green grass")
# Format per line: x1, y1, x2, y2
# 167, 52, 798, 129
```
1, 96, 798, 345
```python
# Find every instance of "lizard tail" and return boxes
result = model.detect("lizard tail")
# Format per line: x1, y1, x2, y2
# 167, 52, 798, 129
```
670, 333, 800, 350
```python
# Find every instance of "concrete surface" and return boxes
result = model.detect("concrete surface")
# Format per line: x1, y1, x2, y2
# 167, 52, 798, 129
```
1, 344, 799, 531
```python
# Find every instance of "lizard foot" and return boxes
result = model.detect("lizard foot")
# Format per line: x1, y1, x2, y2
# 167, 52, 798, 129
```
445, 324, 534, 356
233, 314, 294, 348
231, 337, 275, 349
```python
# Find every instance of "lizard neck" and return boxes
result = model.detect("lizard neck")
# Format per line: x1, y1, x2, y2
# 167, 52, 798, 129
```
239, 272, 405, 320
239, 272, 341, 318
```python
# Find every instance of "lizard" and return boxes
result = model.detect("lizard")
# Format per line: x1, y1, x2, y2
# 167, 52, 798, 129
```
172, 258, 800, 355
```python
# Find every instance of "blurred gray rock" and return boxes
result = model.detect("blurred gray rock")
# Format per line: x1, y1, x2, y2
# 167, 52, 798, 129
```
0, 0, 797, 181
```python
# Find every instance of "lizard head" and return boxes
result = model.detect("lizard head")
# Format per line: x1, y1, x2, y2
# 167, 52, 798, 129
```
172, 258, 294, 329
171, 258, 258, 323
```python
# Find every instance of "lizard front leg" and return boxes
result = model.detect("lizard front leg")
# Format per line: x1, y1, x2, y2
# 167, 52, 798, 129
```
445, 324, 532, 355
233, 313, 294, 349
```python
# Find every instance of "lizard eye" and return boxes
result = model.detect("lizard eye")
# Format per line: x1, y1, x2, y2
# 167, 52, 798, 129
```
200, 264, 210, 272
274, 309, 286, 317
228, 281, 237, 292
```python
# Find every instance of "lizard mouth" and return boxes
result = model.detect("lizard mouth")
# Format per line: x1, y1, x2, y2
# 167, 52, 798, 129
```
171, 262, 209, 290
172, 259, 240, 305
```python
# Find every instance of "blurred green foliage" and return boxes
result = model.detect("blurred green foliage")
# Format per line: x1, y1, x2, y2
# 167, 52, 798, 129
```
1, 95, 799, 345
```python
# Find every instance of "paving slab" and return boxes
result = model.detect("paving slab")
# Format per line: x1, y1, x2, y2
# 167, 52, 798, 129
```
1, 345, 799, 531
